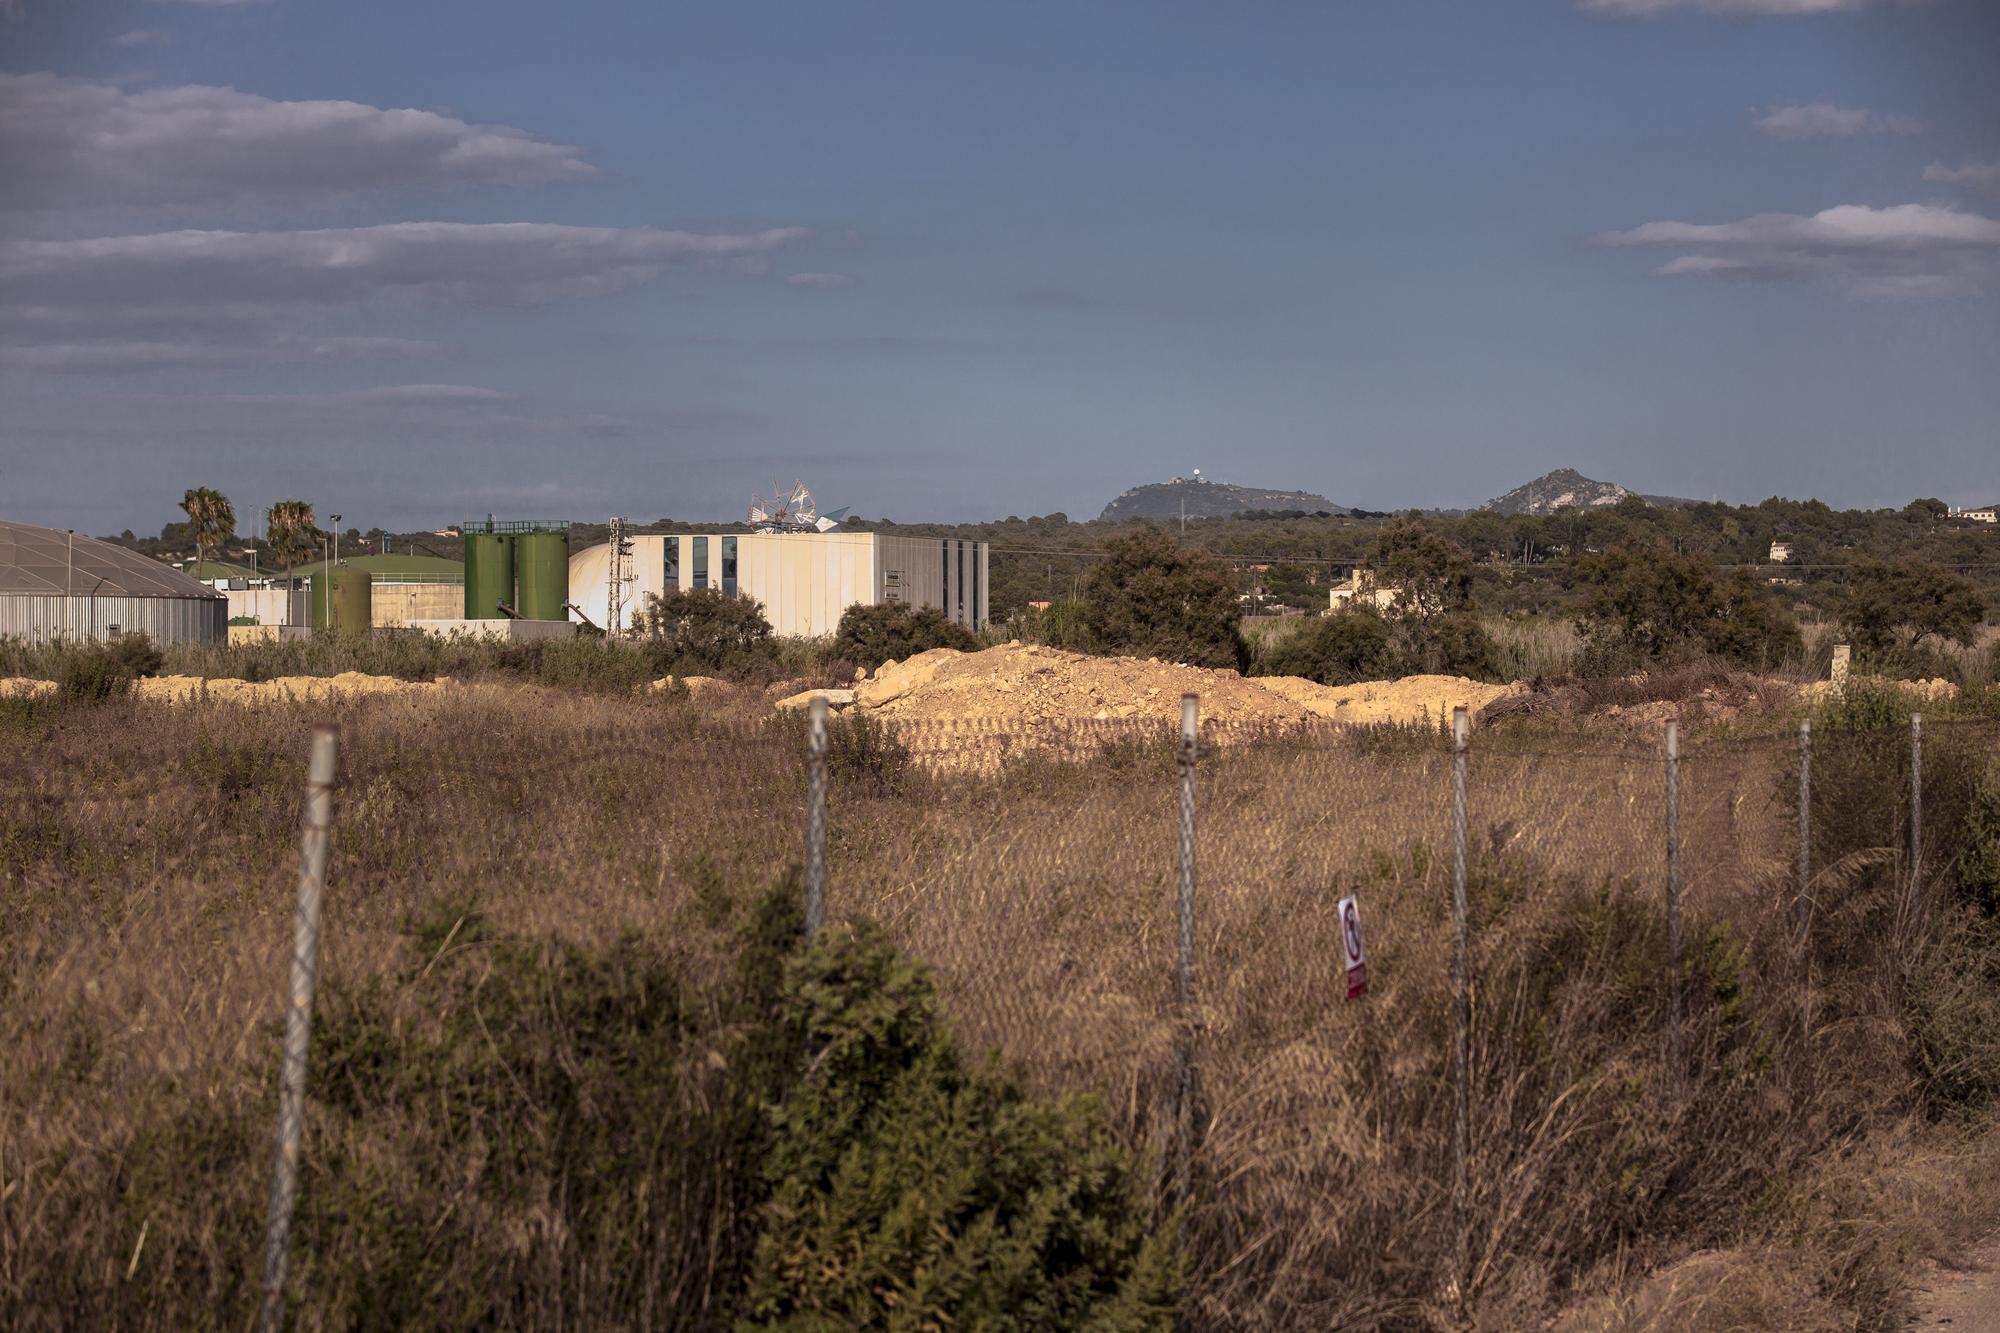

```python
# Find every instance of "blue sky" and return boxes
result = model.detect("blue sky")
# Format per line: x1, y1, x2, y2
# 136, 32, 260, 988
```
1, 0, 1996, 535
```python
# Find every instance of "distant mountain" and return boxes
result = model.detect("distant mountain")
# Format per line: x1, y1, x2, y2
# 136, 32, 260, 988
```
1099, 476, 1345, 522
1482, 469, 1640, 516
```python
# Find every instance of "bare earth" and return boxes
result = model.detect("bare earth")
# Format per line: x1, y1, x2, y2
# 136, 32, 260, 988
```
1910, 1232, 2000, 1329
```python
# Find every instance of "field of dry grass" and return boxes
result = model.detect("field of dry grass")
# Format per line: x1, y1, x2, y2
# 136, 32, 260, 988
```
4, 686, 1999, 1328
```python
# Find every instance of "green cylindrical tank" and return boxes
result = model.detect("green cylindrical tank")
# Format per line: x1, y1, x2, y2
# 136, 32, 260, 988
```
312, 566, 371, 635
515, 530, 570, 620
463, 533, 515, 619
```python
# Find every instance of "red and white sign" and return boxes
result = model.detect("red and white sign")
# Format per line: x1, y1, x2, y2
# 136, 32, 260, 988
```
1338, 895, 1368, 999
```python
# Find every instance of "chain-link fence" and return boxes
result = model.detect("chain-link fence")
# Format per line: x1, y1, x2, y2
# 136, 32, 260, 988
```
4, 690, 1996, 1328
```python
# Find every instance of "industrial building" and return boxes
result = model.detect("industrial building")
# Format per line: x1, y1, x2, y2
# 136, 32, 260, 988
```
569, 531, 990, 637
0, 520, 226, 644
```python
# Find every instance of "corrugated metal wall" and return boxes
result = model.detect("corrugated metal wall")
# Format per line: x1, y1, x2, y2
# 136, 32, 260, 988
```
0, 595, 227, 644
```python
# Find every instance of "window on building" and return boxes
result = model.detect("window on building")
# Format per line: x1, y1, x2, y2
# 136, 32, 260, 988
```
692, 536, 709, 590
956, 541, 965, 622
663, 536, 680, 589
722, 536, 738, 597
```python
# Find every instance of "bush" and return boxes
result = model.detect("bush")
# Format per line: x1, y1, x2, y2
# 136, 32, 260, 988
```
1576, 545, 1801, 672
638, 587, 774, 674
832, 601, 976, 669
743, 920, 1180, 1329
1958, 759, 2000, 917
1082, 526, 1245, 670
54, 634, 163, 702
1036, 596, 1099, 652
81, 888, 1174, 1326
1260, 607, 1393, 684
1257, 608, 1502, 685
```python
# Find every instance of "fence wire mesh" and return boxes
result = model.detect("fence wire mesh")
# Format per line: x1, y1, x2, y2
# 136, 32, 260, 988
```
1, 689, 1996, 1329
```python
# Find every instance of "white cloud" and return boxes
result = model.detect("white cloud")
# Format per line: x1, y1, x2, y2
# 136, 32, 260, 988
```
111, 28, 171, 47
786, 271, 856, 289
0, 221, 812, 311
1755, 101, 1922, 139
0, 221, 811, 373
0, 73, 599, 212
1583, 0, 1906, 14
1594, 203, 2000, 297
0, 334, 436, 373
347, 383, 510, 403
1925, 161, 2000, 193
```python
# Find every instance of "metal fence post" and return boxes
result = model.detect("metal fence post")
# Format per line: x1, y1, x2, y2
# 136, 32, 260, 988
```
257, 724, 339, 1333
1665, 720, 1681, 1070
1173, 693, 1199, 1206
1449, 704, 1470, 1305
804, 697, 828, 937
1910, 712, 1923, 906
1796, 718, 1811, 947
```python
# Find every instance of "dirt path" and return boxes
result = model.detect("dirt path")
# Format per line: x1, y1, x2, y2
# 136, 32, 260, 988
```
1910, 1232, 2000, 1328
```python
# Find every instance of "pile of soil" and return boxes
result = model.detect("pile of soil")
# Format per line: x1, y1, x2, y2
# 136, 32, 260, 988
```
850, 644, 1519, 728
0, 672, 447, 704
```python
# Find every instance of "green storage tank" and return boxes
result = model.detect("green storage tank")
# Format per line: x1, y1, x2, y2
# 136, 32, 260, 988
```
463, 533, 515, 619
312, 566, 372, 636
515, 530, 570, 620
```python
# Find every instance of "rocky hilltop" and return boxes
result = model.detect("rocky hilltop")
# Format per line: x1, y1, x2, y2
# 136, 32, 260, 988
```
1483, 468, 1639, 516
1099, 475, 1343, 522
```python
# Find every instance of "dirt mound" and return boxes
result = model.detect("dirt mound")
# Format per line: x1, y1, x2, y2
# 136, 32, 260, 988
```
0, 672, 446, 705
850, 644, 1519, 729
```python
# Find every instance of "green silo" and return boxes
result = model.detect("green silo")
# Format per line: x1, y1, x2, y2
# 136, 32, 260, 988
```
312, 566, 372, 635
464, 533, 515, 619
515, 530, 570, 620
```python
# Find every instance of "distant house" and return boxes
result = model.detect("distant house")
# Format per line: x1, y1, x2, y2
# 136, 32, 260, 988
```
1328, 568, 1400, 613
1949, 504, 1998, 524
1768, 541, 1792, 563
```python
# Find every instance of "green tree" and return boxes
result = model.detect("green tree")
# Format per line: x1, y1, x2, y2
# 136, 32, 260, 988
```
1081, 525, 1245, 669
1372, 518, 1473, 617
1576, 545, 1801, 669
178, 487, 236, 576
832, 602, 976, 669
264, 499, 322, 577
637, 587, 773, 672
1840, 560, 1986, 654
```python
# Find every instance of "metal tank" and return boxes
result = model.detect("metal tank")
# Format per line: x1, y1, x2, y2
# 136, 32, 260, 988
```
312, 566, 371, 635
463, 533, 515, 619
515, 530, 570, 620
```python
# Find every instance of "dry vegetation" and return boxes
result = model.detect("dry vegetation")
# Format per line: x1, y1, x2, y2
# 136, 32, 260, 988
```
4, 684, 2000, 1328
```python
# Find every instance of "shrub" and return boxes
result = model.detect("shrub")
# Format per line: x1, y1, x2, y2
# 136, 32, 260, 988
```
832, 601, 976, 668
1036, 596, 1099, 652
638, 587, 774, 673
1841, 560, 1986, 656
1260, 607, 1393, 684
54, 634, 163, 702
1082, 526, 1245, 670
1958, 759, 2000, 916
743, 920, 1180, 1329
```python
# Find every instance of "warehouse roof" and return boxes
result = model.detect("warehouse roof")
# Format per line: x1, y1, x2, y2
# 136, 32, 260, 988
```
0, 521, 224, 599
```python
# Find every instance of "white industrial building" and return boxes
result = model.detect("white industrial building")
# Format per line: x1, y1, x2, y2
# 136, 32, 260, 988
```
570, 531, 990, 637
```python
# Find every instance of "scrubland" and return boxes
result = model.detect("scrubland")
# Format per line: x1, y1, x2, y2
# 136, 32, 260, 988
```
3, 671, 2000, 1328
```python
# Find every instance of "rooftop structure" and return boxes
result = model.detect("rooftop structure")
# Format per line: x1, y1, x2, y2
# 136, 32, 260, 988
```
0, 520, 225, 643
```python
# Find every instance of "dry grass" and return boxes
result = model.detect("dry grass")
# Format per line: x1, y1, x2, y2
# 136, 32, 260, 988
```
3, 691, 1998, 1328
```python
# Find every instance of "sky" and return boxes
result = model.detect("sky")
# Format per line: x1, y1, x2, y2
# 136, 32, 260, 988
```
1, 0, 1997, 537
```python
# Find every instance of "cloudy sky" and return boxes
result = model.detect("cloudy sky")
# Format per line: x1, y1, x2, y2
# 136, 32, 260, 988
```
1, 0, 1996, 535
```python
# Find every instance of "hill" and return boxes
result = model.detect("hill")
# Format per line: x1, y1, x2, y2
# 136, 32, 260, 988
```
1099, 475, 1344, 523
1483, 468, 1637, 516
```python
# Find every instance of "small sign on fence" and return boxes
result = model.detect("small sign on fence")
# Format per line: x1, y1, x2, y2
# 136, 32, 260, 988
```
1338, 895, 1368, 999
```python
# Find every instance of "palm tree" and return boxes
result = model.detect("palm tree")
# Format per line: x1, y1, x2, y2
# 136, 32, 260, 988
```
265, 499, 322, 578
179, 487, 236, 579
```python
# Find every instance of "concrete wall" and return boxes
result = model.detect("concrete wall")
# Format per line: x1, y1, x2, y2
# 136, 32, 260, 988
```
372, 582, 464, 627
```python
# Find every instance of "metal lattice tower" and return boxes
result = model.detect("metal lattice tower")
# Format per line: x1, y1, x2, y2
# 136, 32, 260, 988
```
605, 516, 634, 632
